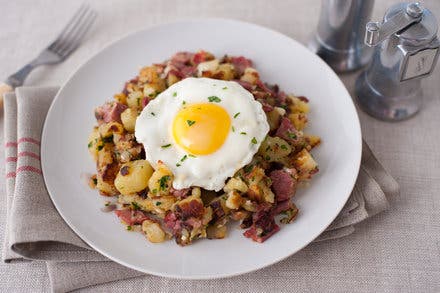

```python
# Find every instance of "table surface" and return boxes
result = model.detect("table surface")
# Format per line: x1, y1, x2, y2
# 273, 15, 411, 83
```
1, 0, 439, 292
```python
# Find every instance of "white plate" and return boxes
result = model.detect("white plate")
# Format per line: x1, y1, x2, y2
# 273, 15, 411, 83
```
41, 19, 361, 279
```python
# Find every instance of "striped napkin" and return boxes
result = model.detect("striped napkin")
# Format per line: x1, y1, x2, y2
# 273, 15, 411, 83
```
2, 87, 399, 292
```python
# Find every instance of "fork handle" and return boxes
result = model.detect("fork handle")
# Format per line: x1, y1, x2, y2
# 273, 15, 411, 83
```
0, 83, 13, 109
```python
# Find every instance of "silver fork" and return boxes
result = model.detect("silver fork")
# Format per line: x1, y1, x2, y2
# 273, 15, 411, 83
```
0, 4, 97, 99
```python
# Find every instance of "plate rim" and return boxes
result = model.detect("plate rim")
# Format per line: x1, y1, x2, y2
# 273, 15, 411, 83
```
41, 17, 362, 280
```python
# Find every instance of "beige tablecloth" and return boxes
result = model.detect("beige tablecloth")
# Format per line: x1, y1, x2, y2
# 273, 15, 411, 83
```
0, 0, 439, 292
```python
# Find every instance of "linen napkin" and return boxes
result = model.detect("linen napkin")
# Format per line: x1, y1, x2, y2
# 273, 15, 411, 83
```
2, 87, 399, 292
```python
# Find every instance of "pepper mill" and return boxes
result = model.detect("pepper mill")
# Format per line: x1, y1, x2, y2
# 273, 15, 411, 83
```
309, 0, 375, 72
355, 2, 439, 121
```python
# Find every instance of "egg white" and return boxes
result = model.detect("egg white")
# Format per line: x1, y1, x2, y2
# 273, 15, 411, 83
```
135, 77, 269, 191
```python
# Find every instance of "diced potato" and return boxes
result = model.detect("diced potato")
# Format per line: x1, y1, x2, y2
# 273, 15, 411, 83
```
126, 91, 143, 109
288, 95, 309, 113
258, 136, 292, 162
87, 127, 102, 161
114, 160, 154, 195
292, 149, 319, 180
166, 72, 181, 87
240, 67, 259, 85
139, 66, 162, 84
120, 108, 137, 132
114, 93, 127, 105
214, 63, 235, 80
197, 59, 220, 77
288, 113, 308, 131
305, 134, 321, 148
191, 187, 201, 198
148, 162, 173, 196
225, 191, 245, 210
96, 176, 118, 196
142, 220, 166, 243
266, 107, 286, 131
98, 121, 124, 138
143, 82, 165, 98
224, 177, 248, 193
206, 224, 227, 239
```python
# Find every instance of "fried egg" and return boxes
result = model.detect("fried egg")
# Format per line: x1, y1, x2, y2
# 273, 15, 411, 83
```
135, 77, 269, 191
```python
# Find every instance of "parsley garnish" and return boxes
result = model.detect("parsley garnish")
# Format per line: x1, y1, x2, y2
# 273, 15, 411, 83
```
97, 145, 104, 151
131, 202, 141, 210
251, 137, 258, 144
288, 132, 297, 139
208, 96, 221, 103
155, 202, 162, 206
173, 92, 177, 97
233, 112, 240, 118
240, 132, 247, 135
87, 141, 92, 148
104, 201, 110, 206
126, 226, 132, 231
182, 100, 186, 105
176, 163, 181, 167
188, 154, 196, 158
265, 155, 271, 161
280, 144, 288, 150
92, 178, 97, 185
222, 86, 228, 90
152, 188, 157, 194
161, 144, 171, 148
232, 126, 235, 132
159, 175, 170, 191
187, 120, 196, 126
180, 155, 188, 162
151, 112, 155, 116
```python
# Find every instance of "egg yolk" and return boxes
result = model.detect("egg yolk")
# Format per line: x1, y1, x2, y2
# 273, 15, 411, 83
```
172, 103, 231, 155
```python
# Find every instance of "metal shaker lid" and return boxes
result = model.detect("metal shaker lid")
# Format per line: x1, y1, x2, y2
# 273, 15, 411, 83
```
384, 3, 438, 47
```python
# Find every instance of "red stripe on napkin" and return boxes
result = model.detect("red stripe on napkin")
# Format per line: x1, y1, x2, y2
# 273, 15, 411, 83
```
16, 166, 42, 175
18, 152, 41, 160
6, 157, 18, 162
5, 142, 18, 148
6, 172, 16, 178
17, 137, 40, 146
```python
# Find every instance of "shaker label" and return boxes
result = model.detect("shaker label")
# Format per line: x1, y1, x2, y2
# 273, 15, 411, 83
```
402, 48, 439, 81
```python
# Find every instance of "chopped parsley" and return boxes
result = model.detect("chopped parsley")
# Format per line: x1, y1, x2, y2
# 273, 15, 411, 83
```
180, 155, 188, 162
188, 154, 196, 158
251, 137, 258, 144
104, 201, 110, 206
288, 132, 297, 139
244, 164, 253, 173
240, 132, 247, 135
186, 120, 196, 126
208, 96, 221, 103
151, 112, 155, 116
280, 144, 288, 150
173, 92, 177, 97
222, 86, 228, 90
126, 225, 132, 231
152, 188, 158, 194
176, 163, 181, 167
87, 141, 92, 148
155, 202, 162, 206
265, 155, 271, 161
233, 112, 240, 118
102, 135, 113, 143
131, 202, 141, 210
97, 145, 104, 151
159, 175, 170, 191
92, 178, 98, 185
161, 144, 172, 148
232, 126, 235, 132
182, 100, 186, 105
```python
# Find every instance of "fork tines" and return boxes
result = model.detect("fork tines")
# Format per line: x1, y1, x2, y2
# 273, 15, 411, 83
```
47, 4, 97, 59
